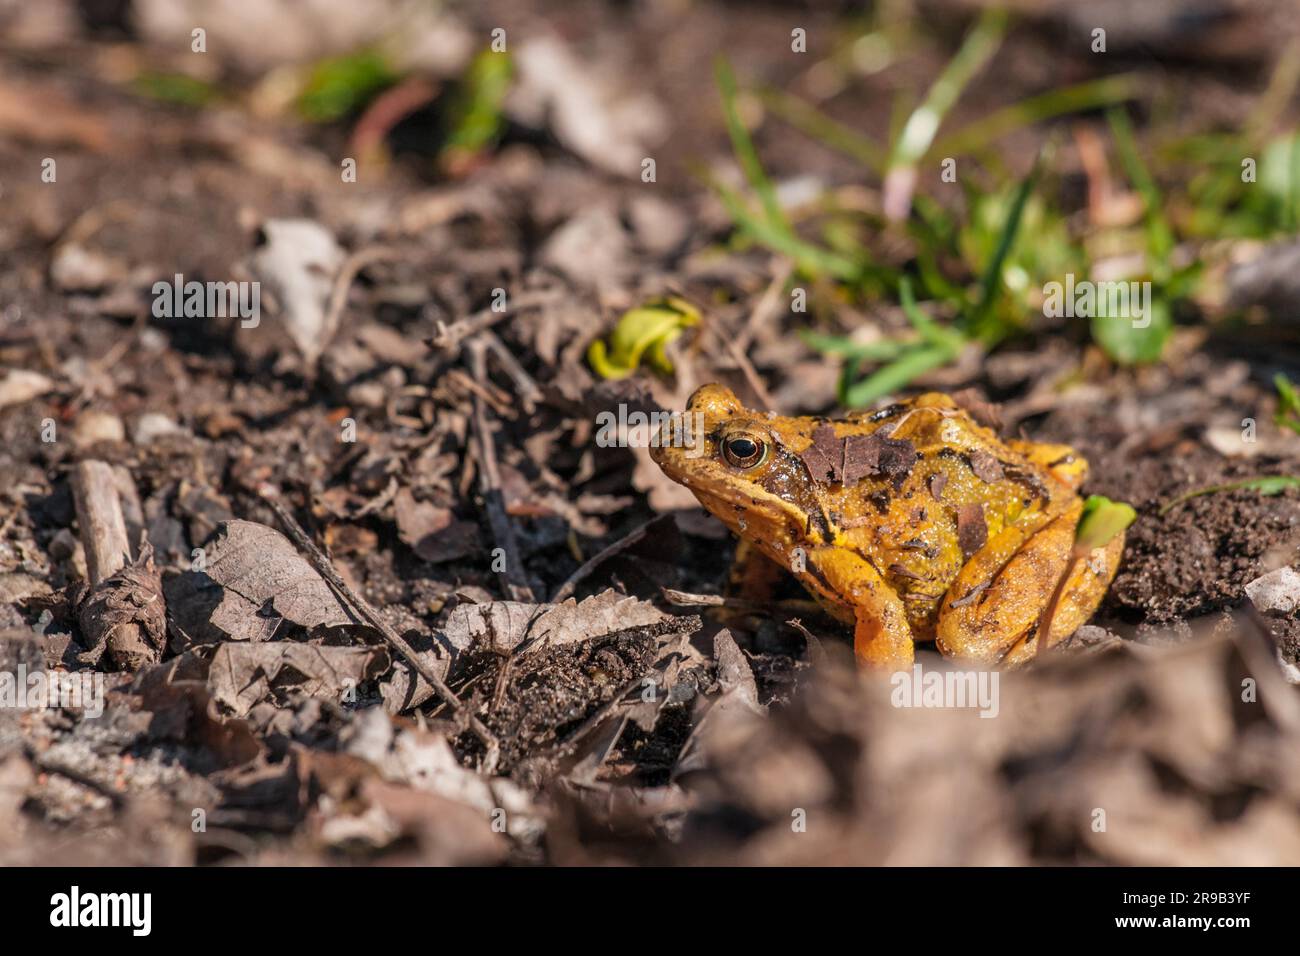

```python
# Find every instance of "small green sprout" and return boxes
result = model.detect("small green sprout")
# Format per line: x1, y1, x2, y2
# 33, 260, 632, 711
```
1074, 495, 1137, 554
1274, 373, 1300, 435
440, 48, 515, 172
297, 49, 398, 122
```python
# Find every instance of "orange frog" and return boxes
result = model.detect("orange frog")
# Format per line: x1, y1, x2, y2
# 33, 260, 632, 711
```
651, 385, 1123, 670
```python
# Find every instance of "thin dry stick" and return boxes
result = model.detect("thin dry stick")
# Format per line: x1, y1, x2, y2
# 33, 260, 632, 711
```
467, 339, 535, 602
734, 256, 793, 353
70, 460, 131, 584
481, 330, 543, 413
725, 338, 778, 412
549, 516, 664, 604
322, 245, 403, 343
258, 487, 501, 772
429, 289, 562, 353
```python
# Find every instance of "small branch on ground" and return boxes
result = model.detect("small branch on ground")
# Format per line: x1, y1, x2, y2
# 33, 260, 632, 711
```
258, 485, 502, 773
466, 338, 536, 602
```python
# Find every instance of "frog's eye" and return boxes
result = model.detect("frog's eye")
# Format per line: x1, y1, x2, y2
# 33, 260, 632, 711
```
722, 434, 767, 469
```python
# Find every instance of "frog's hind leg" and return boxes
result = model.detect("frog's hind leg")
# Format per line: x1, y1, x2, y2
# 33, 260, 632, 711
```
999, 531, 1124, 665
1005, 439, 1088, 490
936, 500, 1123, 666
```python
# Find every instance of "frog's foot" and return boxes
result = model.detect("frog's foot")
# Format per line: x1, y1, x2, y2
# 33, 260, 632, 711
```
936, 499, 1119, 666
1005, 439, 1088, 490
700, 539, 786, 628
852, 600, 915, 670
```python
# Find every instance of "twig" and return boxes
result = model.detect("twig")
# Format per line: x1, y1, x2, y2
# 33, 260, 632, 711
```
549, 516, 669, 604
70, 460, 131, 585
466, 339, 536, 602
257, 486, 501, 772
660, 587, 821, 616
725, 338, 778, 412
428, 289, 562, 353
322, 245, 403, 346
735, 256, 793, 353
481, 330, 543, 413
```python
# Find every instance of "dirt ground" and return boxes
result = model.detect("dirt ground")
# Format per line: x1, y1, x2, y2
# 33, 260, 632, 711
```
4, 0, 1300, 866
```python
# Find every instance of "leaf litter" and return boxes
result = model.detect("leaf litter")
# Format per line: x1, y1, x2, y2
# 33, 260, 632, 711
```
4, 1, 1300, 867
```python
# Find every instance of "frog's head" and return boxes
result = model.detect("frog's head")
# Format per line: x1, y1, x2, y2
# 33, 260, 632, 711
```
651, 384, 831, 558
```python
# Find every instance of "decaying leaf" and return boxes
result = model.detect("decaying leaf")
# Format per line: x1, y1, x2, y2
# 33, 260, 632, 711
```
202, 519, 360, 641
800, 424, 918, 489
208, 641, 390, 717
394, 487, 480, 563
78, 542, 167, 671
381, 589, 673, 712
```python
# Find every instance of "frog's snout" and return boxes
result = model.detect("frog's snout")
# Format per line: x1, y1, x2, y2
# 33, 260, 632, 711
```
687, 383, 744, 420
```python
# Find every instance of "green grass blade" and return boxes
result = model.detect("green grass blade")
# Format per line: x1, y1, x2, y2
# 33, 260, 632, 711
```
799, 329, 908, 362
712, 178, 863, 280
1107, 107, 1175, 269
841, 343, 960, 407
887, 8, 1008, 173
758, 86, 886, 173
934, 74, 1138, 159
969, 150, 1042, 339
716, 57, 787, 231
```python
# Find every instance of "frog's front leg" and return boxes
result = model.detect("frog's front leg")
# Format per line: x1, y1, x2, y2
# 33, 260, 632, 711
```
726, 539, 788, 603
807, 547, 914, 671
935, 499, 1121, 666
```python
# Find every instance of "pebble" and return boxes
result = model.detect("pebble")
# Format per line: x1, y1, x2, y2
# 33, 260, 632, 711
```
132, 412, 187, 444
74, 409, 125, 446
1245, 566, 1300, 616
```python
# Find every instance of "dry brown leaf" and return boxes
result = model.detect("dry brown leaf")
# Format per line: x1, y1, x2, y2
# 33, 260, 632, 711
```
203, 519, 360, 641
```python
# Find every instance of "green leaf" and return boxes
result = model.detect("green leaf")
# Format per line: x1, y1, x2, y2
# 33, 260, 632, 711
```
1090, 298, 1172, 366
441, 49, 514, 162
885, 8, 1007, 174
1074, 495, 1137, 552
133, 71, 218, 107
1158, 476, 1300, 516
297, 49, 398, 122
587, 297, 700, 380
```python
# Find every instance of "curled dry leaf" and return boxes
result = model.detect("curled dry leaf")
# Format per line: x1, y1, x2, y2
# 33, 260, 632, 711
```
78, 541, 167, 671
246, 219, 346, 368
